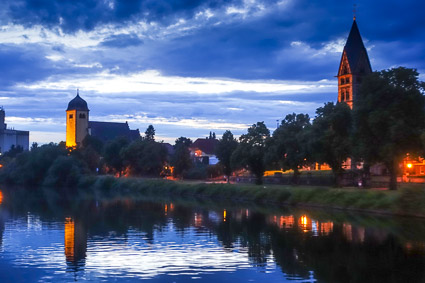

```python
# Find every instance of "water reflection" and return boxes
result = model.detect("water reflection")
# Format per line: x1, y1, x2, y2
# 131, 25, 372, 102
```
0, 188, 424, 282
64, 217, 87, 270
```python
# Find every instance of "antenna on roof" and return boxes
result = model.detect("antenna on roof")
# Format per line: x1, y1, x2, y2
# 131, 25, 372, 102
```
77, 88, 79, 95
353, 3, 357, 21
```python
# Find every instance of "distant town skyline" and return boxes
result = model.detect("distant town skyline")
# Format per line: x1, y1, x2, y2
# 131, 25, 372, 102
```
0, 0, 424, 144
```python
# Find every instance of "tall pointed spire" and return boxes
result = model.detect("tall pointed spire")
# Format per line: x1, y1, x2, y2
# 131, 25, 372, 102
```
337, 18, 372, 109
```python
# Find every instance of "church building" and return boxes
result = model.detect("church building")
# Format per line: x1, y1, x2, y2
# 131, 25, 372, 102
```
66, 92, 140, 147
337, 17, 372, 109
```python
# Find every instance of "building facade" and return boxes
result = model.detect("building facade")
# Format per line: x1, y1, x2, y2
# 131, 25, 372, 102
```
0, 107, 29, 154
66, 92, 140, 147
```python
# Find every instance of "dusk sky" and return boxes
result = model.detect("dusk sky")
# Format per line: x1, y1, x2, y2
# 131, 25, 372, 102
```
0, 0, 424, 144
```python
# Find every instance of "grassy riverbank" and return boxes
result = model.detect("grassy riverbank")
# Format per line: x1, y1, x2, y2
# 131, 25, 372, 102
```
74, 175, 425, 217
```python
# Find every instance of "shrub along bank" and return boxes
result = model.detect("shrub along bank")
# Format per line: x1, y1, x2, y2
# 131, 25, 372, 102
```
74, 176, 425, 218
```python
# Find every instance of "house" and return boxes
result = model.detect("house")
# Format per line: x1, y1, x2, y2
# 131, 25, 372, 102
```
189, 138, 219, 165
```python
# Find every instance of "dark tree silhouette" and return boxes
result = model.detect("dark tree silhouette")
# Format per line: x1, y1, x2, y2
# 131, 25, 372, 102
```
354, 67, 425, 190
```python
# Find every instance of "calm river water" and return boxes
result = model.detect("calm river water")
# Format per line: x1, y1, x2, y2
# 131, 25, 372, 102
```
0, 187, 424, 282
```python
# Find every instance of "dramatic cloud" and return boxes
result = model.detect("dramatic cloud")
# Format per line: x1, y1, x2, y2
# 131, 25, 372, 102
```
0, 0, 424, 143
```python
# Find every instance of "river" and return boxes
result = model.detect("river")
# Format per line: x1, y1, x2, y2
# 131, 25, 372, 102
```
0, 187, 424, 282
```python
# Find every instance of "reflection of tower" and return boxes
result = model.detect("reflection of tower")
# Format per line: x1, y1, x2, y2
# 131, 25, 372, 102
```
64, 217, 87, 268
0, 191, 4, 250
66, 90, 89, 147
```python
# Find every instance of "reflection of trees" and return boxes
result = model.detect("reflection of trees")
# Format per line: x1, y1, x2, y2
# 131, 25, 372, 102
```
3, 187, 425, 282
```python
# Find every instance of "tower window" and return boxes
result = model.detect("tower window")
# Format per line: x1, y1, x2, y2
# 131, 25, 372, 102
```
345, 78, 350, 84
340, 78, 344, 85
79, 113, 86, 119
69, 114, 73, 119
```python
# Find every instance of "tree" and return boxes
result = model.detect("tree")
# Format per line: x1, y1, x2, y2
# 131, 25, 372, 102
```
103, 137, 129, 177
175, 137, 192, 148
172, 141, 192, 178
145, 125, 155, 141
311, 102, 352, 186
353, 67, 425, 190
269, 113, 311, 184
121, 139, 167, 176
216, 130, 238, 182
79, 135, 104, 172
231, 122, 270, 184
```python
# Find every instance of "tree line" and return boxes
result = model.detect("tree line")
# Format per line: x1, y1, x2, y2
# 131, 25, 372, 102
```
216, 67, 425, 189
0, 67, 423, 190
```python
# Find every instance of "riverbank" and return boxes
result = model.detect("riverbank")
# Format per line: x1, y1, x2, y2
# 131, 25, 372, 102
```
73, 175, 425, 218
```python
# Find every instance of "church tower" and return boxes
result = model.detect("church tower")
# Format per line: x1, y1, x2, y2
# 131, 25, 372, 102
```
66, 91, 89, 147
337, 18, 372, 109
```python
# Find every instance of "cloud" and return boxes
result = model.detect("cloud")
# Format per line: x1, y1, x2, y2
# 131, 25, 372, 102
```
100, 33, 144, 48
3, 0, 247, 33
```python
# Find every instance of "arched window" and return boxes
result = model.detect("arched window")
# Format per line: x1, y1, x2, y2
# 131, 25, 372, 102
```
79, 113, 86, 119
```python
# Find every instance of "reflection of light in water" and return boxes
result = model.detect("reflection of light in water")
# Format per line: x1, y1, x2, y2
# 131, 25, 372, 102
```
245, 209, 249, 218
169, 203, 174, 211
164, 204, 168, 215
280, 216, 294, 229
64, 218, 75, 262
223, 210, 227, 222
319, 222, 334, 235
343, 224, 352, 242
0, 190, 3, 205
299, 215, 312, 232
194, 213, 202, 227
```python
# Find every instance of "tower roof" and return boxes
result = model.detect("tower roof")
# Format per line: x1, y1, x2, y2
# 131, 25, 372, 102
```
342, 20, 372, 74
67, 92, 89, 111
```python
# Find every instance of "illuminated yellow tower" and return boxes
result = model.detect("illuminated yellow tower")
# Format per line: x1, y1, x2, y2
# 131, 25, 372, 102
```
66, 90, 89, 147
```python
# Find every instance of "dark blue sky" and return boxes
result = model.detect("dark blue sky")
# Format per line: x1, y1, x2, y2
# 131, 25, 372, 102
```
0, 0, 424, 143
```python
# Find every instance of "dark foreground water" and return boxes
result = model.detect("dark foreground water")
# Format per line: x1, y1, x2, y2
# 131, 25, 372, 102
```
0, 188, 425, 282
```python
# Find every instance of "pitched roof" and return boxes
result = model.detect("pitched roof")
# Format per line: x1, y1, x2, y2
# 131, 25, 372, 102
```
88, 121, 140, 142
340, 20, 372, 75
162, 143, 175, 156
190, 138, 219, 155
67, 94, 89, 111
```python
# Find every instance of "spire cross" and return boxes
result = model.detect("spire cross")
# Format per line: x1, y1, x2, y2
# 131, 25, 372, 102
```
353, 3, 357, 20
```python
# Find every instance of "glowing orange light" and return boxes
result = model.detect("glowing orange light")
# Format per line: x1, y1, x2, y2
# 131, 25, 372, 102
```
223, 209, 227, 222
0, 190, 3, 205
169, 203, 174, 211
298, 215, 311, 232
164, 204, 168, 215
64, 218, 75, 261
280, 215, 294, 229
407, 163, 413, 169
